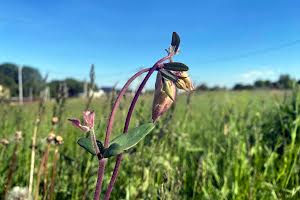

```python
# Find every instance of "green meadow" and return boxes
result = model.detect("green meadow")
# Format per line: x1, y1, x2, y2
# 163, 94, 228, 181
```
1, 90, 300, 199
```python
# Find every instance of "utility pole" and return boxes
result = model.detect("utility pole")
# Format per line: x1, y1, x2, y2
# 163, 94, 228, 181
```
18, 65, 23, 105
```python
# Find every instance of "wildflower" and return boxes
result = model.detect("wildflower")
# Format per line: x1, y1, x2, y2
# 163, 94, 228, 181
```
15, 131, 23, 141
7, 186, 31, 200
47, 132, 56, 143
174, 71, 194, 91
0, 138, 9, 146
68, 111, 95, 132
51, 117, 59, 125
152, 72, 176, 122
55, 135, 63, 145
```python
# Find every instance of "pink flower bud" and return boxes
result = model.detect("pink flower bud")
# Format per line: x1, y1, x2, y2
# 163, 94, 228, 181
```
69, 110, 95, 132
152, 72, 176, 122
83, 111, 95, 129
68, 118, 90, 132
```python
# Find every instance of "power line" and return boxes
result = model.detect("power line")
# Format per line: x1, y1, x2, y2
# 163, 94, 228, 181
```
198, 39, 300, 64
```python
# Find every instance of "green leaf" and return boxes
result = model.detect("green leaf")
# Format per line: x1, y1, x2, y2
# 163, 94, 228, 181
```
171, 32, 180, 52
77, 137, 105, 155
163, 62, 189, 71
103, 123, 155, 158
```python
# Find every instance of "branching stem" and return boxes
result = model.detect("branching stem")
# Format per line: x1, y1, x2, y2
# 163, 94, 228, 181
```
104, 53, 173, 200
93, 68, 150, 200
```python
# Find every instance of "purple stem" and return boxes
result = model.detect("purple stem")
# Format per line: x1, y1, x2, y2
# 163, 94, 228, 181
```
93, 68, 150, 200
104, 54, 173, 200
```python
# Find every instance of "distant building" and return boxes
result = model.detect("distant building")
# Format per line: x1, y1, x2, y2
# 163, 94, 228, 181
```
90, 89, 105, 98
0, 85, 10, 99
79, 89, 105, 98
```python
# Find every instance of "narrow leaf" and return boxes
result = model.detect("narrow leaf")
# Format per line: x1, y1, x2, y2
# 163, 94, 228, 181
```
103, 123, 155, 158
163, 62, 189, 71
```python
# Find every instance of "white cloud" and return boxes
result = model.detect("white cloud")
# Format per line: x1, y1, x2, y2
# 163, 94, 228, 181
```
239, 69, 278, 83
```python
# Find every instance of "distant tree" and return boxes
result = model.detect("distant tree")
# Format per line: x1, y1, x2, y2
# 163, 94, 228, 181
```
233, 83, 254, 90
65, 78, 84, 97
22, 66, 43, 97
0, 63, 43, 97
0, 63, 18, 96
254, 79, 272, 88
196, 83, 208, 91
48, 78, 84, 97
254, 80, 265, 88
278, 74, 293, 89
210, 85, 222, 91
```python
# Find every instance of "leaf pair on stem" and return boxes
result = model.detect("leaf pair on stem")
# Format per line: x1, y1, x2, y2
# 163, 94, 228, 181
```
69, 32, 193, 200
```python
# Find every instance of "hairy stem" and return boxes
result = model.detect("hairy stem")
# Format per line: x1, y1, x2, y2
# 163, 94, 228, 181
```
93, 68, 150, 200
104, 54, 173, 200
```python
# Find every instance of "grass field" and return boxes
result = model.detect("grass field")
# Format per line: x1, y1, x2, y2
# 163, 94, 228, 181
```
1, 90, 300, 200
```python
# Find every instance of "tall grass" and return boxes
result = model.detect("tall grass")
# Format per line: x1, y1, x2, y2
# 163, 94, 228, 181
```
0, 89, 300, 199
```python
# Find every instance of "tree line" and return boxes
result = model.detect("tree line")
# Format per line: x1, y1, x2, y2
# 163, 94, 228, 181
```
197, 74, 299, 91
1, 63, 299, 98
0, 63, 94, 98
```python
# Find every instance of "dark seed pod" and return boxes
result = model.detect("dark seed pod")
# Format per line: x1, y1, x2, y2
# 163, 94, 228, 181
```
160, 69, 178, 83
171, 32, 180, 52
163, 62, 189, 71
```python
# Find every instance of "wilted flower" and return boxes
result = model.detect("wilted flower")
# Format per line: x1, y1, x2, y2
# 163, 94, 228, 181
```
152, 72, 176, 122
55, 135, 63, 145
51, 117, 59, 125
83, 111, 95, 129
68, 111, 95, 132
174, 71, 194, 91
7, 186, 31, 200
0, 138, 9, 146
15, 131, 23, 141
47, 132, 56, 143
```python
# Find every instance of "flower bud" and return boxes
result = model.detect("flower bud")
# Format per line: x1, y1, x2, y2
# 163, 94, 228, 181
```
51, 117, 59, 125
83, 111, 95, 129
152, 72, 176, 122
55, 135, 63, 145
47, 132, 56, 143
68, 118, 90, 132
15, 131, 22, 141
0, 138, 9, 146
175, 71, 194, 91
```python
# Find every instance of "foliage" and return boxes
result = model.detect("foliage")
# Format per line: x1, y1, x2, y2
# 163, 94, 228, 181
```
0, 63, 43, 97
1, 91, 300, 199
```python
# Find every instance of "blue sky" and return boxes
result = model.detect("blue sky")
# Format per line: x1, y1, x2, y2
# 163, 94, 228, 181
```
1, 0, 300, 88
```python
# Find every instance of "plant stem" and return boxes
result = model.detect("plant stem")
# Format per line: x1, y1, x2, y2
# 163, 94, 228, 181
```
3, 144, 18, 200
29, 120, 40, 197
90, 129, 100, 156
93, 68, 150, 200
34, 144, 50, 200
49, 146, 59, 200
103, 68, 151, 147
104, 54, 173, 200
